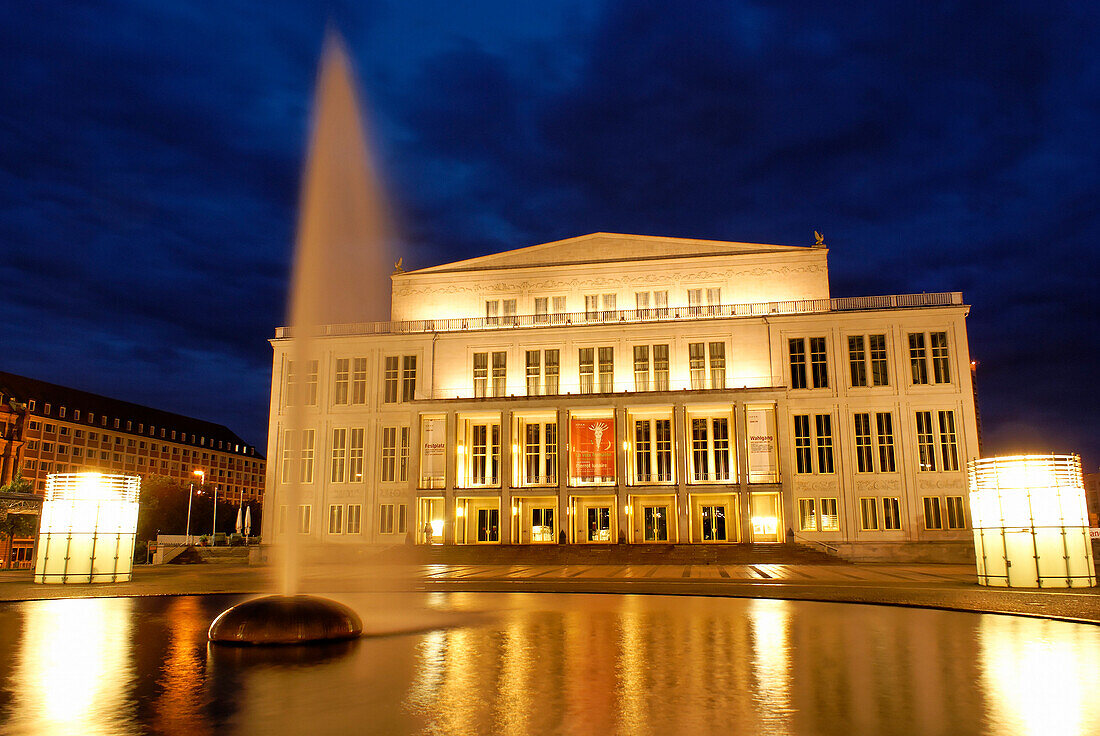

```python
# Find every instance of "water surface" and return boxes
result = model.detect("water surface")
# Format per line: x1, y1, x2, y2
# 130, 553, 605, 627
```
0, 592, 1096, 735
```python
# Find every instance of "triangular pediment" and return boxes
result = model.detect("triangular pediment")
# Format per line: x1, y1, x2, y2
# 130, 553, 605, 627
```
406, 233, 806, 274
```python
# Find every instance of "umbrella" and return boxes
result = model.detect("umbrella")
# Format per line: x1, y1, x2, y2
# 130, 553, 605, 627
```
244, 505, 252, 537
235, 507, 243, 535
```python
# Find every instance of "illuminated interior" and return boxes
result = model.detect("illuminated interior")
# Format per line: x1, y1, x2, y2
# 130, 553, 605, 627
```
34, 472, 140, 584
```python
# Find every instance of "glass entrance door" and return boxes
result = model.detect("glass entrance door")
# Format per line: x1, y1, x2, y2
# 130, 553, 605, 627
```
750, 493, 782, 542
700, 505, 727, 541
531, 507, 555, 542
642, 506, 669, 541
477, 508, 499, 542
587, 507, 611, 542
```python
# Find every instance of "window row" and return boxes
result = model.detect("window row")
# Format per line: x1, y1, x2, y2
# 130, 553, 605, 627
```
483, 288, 722, 324
788, 331, 953, 390
23, 414, 252, 454
793, 410, 960, 475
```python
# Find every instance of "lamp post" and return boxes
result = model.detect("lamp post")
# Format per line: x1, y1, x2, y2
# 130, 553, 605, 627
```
211, 484, 219, 544
186, 469, 204, 545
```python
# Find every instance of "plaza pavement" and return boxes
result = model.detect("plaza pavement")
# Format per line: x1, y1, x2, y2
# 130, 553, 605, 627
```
1, 560, 1098, 624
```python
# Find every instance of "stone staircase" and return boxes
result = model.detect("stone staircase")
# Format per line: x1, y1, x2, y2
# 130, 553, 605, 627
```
167, 546, 251, 565
381, 542, 844, 566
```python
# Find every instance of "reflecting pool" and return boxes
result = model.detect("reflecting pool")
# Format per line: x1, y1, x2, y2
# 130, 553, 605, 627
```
0, 593, 1097, 735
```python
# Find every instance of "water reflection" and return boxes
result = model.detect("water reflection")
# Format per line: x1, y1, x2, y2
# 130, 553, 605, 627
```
0, 593, 1099, 735
8, 598, 136, 735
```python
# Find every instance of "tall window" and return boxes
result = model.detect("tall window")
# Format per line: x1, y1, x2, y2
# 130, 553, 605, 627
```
689, 343, 706, 389
579, 348, 595, 394
381, 427, 397, 482
491, 352, 506, 396
930, 332, 951, 383
402, 356, 417, 401
848, 335, 889, 387
526, 351, 541, 396
688, 417, 731, 482
473, 353, 488, 397
348, 428, 365, 482
552, 296, 567, 317
798, 499, 817, 531
544, 349, 559, 395
705, 287, 721, 314
534, 297, 549, 322
820, 498, 840, 531
280, 429, 294, 483
351, 358, 367, 404
297, 505, 312, 534
938, 410, 959, 471
284, 361, 300, 406
789, 339, 807, 389
298, 429, 315, 483
915, 411, 936, 471
860, 498, 879, 530
334, 359, 350, 405
380, 504, 406, 534
923, 497, 943, 530
946, 496, 966, 529
598, 348, 614, 392
465, 421, 500, 486
810, 337, 829, 388
584, 295, 599, 320
815, 414, 834, 473
709, 342, 725, 389
876, 412, 896, 472
330, 428, 346, 482
521, 421, 557, 485
399, 426, 410, 482
601, 293, 616, 318
854, 413, 873, 472
909, 334, 929, 385
635, 291, 650, 310
634, 418, 673, 483
502, 298, 517, 325
384, 356, 399, 402
634, 346, 650, 392
347, 504, 362, 534
687, 288, 702, 315
882, 498, 902, 530
328, 504, 344, 535
304, 361, 318, 406
793, 415, 812, 473
485, 300, 499, 324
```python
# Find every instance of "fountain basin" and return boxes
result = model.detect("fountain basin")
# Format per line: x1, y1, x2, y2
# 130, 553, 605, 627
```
208, 594, 362, 645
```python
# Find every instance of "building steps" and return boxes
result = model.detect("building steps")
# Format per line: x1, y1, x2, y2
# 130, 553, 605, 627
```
382, 542, 845, 566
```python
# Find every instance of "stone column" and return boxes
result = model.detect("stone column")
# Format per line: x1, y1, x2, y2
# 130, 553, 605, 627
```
735, 402, 752, 543
444, 409, 458, 545
674, 403, 690, 544
500, 410, 512, 544
616, 406, 629, 543
557, 407, 569, 544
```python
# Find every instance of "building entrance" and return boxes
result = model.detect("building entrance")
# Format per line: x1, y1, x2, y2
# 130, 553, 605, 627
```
750, 492, 783, 542
417, 497, 444, 544
570, 496, 616, 543
477, 508, 499, 543
690, 493, 739, 542
456, 497, 501, 544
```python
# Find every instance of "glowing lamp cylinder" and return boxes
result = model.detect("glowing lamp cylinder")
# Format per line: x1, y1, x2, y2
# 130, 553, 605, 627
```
33, 473, 140, 584
968, 455, 1095, 588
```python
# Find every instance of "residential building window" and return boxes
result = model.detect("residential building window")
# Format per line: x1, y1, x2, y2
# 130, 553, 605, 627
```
402, 356, 417, 401
334, 359, 350, 405
931, 332, 951, 383
384, 356, 399, 403
810, 337, 829, 388
491, 352, 506, 396
923, 497, 943, 530
820, 498, 840, 531
915, 411, 937, 471
352, 357, 367, 404
520, 420, 558, 485
909, 334, 929, 385
633, 417, 673, 483
473, 353, 488, 397
883, 498, 902, 530
946, 496, 966, 529
299, 429, 315, 483
598, 347, 614, 392
297, 505, 312, 534
44, 403, 51, 415
330, 428, 346, 483
798, 498, 817, 531
579, 348, 595, 394
328, 504, 343, 534
815, 414, 834, 474
938, 410, 959, 471
688, 416, 731, 483
793, 415, 812, 473
59, 407, 66, 419
854, 413, 874, 472
347, 504, 362, 534
860, 498, 879, 530
789, 339, 807, 389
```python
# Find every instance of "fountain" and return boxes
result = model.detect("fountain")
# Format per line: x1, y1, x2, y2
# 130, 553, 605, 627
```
209, 30, 393, 645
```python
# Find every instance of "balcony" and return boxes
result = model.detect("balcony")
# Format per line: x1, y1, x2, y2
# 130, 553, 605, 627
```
274, 292, 964, 338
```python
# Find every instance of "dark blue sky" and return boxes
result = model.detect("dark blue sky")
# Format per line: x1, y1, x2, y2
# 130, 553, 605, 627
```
2, 1, 1097, 466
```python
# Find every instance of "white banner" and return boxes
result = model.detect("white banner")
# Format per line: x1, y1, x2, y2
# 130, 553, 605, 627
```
747, 408, 778, 483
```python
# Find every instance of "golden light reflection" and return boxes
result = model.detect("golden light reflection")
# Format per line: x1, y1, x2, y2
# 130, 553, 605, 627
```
152, 597, 212, 733
748, 598, 793, 730
979, 616, 1100, 736
10, 598, 136, 735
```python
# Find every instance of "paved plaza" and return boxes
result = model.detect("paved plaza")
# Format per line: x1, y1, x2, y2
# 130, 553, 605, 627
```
1, 560, 1098, 624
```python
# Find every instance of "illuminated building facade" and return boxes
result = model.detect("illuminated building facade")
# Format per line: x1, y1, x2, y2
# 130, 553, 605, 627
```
0, 372, 266, 567
262, 233, 979, 558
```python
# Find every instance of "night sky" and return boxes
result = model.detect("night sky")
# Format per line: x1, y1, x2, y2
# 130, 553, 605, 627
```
2, 2, 1097, 466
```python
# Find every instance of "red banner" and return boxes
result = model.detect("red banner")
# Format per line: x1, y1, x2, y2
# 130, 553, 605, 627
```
569, 417, 616, 481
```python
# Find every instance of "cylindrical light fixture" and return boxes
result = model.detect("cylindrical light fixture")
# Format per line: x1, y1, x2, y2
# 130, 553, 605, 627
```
33, 473, 140, 584
968, 454, 1095, 588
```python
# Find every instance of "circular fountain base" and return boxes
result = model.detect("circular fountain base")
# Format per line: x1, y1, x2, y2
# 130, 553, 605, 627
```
208, 594, 362, 645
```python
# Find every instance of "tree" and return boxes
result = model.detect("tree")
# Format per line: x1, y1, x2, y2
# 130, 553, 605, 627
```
0, 473, 38, 546
137, 475, 260, 542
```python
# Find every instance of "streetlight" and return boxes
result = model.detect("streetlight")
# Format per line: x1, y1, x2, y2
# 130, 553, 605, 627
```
186, 469, 204, 545
211, 484, 219, 544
